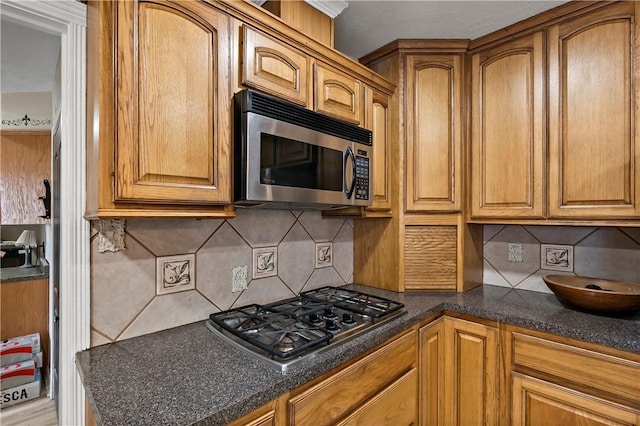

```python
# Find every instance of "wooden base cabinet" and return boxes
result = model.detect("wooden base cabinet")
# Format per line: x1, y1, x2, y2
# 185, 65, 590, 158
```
512, 374, 640, 426
288, 330, 417, 426
506, 327, 640, 426
419, 317, 499, 426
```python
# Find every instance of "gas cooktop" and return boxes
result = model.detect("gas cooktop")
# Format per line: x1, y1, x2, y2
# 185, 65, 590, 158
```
206, 286, 405, 371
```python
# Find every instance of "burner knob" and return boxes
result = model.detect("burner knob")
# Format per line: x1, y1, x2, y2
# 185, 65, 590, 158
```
309, 313, 320, 323
325, 319, 339, 332
324, 307, 337, 319
342, 313, 355, 325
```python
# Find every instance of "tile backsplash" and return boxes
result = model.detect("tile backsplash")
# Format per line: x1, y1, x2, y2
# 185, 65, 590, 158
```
483, 225, 640, 294
90, 210, 353, 346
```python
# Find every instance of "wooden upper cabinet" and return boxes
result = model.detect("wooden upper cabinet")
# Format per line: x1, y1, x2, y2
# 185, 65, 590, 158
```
242, 25, 310, 107
0, 131, 51, 224
406, 54, 462, 212
114, 0, 231, 205
470, 32, 545, 219
548, 2, 640, 218
364, 86, 391, 211
314, 63, 362, 125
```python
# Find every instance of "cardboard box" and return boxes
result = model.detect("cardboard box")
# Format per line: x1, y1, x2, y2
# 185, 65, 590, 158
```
0, 338, 33, 367
0, 359, 36, 390
0, 369, 41, 408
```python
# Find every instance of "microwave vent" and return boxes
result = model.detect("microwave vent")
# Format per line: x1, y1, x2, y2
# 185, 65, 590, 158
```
239, 89, 372, 146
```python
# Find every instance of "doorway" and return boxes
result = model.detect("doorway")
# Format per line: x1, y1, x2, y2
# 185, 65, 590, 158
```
0, 2, 89, 425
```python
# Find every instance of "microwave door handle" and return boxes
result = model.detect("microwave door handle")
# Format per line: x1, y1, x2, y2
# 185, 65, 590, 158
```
343, 146, 356, 199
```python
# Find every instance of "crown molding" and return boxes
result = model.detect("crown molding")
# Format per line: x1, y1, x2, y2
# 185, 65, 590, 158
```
250, 0, 349, 18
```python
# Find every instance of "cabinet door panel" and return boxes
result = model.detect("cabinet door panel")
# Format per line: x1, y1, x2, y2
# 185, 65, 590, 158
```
242, 25, 309, 106
365, 87, 391, 211
419, 319, 445, 426
314, 63, 362, 124
512, 374, 640, 426
336, 369, 417, 426
116, 1, 230, 204
471, 32, 544, 218
548, 2, 639, 218
445, 318, 498, 426
406, 54, 462, 211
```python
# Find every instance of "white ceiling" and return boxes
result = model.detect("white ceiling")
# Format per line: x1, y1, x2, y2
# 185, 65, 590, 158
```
334, 1, 569, 59
1, 17, 60, 93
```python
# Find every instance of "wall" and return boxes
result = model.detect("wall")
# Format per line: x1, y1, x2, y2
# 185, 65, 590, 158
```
483, 225, 640, 293
89, 209, 353, 346
1, 91, 52, 130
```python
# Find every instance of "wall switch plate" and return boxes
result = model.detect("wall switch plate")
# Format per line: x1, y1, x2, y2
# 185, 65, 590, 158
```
508, 243, 523, 262
231, 265, 248, 293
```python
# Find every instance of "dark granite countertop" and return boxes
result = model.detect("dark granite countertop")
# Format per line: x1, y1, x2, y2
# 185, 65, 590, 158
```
76, 284, 640, 426
0, 261, 49, 283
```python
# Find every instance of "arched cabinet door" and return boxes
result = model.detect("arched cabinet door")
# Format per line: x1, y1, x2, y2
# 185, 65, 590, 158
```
242, 25, 310, 107
548, 1, 640, 219
470, 32, 545, 219
115, 0, 231, 204
314, 63, 362, 125
406, 54, 463, 212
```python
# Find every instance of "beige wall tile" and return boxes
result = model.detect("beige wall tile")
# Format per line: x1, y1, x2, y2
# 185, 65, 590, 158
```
119, 291, 215, 340
298, 211, 345, 241
304, 267, 345, 292
229, 209, 296, 247
574, 228, 640, 282
197, 222, 252, 311
91, 234, 156, 340
232, 276, 295, 307
483, 226, 540, 286
333, 221, 353, 283
278, 222, 315, 294
127, 219, 223, 256
482, 260, 511, 288
524, 225, 595, 245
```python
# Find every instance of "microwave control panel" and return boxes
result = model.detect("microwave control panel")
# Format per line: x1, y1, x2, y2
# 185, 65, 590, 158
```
354, 156, 369, 200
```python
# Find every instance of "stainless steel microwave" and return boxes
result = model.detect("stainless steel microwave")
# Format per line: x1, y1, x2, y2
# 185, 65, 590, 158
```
233, 89, 373, 209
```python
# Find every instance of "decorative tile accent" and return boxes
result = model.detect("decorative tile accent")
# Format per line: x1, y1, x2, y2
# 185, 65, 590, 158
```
156, 254, 195, 295
540, 244, 573, 272
315, 242, 333, 268
253, 246, 277, 279
97, 219, 125, 253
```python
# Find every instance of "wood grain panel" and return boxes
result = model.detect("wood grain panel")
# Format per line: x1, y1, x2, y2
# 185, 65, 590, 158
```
406, 54, 462, 211
336, 369, 417, 426
364, 86, 391, 211
0, 279, 49, 371
470, 32, 544, 218
115, 0, 231, 204
0, 131, 51, 224
262, 0, 334, 48
512, 374, 640, 426
419, 318, 445, 426
548, 2, 639, 218
445, 318, 498, 426
242, 25, 309, 106
404, 225, 457, 290
512, 332, 640, 407
314, 63, 362, 124
288, 330, 415, 426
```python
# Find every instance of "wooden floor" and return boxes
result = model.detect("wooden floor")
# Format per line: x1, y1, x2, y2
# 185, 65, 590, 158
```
0, 396, 57, 426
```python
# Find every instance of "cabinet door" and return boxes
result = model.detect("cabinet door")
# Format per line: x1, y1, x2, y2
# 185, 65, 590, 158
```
115, 1, 231, 204
444, 317, 499, 426
548, 2, 640, 218
364, 86, 391, 211
512, 374, 640, 426
0, 131, 51, 224
242, 25, 310, 107
314, 63, 362, 125
406, 54, 462, 212
470, 32, 545, 218
419, 318, 446, 426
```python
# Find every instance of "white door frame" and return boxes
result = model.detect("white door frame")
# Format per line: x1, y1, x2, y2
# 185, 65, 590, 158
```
1, 2, 89, 425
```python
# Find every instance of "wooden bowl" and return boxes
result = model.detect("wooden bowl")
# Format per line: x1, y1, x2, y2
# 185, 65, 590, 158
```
542, 275, 640, 314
